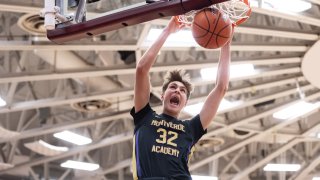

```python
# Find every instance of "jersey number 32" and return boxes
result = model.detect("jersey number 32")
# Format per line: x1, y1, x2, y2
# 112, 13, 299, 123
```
156, 128, 178, 147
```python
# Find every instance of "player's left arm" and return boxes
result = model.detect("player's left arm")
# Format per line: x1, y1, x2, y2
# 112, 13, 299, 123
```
199, 36, 232, 130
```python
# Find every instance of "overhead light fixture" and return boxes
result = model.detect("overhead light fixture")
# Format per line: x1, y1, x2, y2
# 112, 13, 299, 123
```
218, 99, 243, 112
144, 28, 198, 47
0, 97, 6, 107
200, 64, 256, 81
312, 177, 320, 180
53, 130, 92, 145
316, 133, 320, 139
38, 140, 69, 152
60, 160, 99, 171
183, 99, 242, 116
263, 163, 301, 172
191, 175, 218, 180
183, 102, 203, 116
264, 0, 311, 13
273, 101, 320, 120
25, 140, 69, 156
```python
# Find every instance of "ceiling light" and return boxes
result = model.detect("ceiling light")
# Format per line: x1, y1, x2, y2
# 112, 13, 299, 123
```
53, 130, 92, 145
191, 175, 218, 180
219, 99, 243, 111
200, 64, 256, 81
144, 28, 198, 47
0, 97, 6, 107
312, 177, 320, 180
183, 99, 242, 116
263, 163, 301, 172
273, 101, 320, 120
183, 102, 203, 116
38, 140, 69, 152
25, 140, 69, 156
264, 0, 311, 13
60, 160, 99, 171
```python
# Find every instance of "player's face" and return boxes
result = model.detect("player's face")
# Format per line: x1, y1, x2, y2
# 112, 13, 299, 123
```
162, 81, 188, 117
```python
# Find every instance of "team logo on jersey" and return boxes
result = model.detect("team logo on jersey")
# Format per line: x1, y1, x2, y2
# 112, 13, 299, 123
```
151, 119, 185, 132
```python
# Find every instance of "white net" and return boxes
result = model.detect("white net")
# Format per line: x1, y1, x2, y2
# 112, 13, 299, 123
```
176, 0, 251, 26
175, 10, 198, 26
216, 0, 251, 24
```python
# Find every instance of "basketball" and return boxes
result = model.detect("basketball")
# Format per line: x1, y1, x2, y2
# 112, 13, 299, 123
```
191, 7, 232, 49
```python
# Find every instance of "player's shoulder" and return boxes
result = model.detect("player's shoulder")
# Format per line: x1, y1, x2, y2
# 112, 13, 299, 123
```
178, 114, 201, 127
176, 118, 191, 129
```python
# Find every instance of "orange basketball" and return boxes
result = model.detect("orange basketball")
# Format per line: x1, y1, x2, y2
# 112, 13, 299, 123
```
191, 8, 232, 49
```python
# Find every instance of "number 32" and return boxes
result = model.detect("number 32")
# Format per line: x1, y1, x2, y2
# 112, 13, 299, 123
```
156, 128, 178, 147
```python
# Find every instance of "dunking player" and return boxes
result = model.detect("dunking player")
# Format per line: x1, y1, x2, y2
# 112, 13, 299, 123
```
131, 17, 233, 179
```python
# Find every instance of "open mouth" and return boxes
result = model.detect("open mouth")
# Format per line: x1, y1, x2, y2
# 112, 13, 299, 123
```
170, 96, 180, 106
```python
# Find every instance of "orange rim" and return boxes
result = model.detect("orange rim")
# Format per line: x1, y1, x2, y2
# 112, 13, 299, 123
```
233, 0, 252, 26
174, 15, 181, 25
174, 15, 192, 27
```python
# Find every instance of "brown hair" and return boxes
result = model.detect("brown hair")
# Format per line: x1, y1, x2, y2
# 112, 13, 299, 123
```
162, 69, 193, 98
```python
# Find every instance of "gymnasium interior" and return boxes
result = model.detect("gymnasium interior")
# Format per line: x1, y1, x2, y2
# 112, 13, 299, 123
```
0, 0, 320, 179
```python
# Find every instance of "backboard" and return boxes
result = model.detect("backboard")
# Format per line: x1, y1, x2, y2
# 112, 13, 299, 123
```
44, 0, 230, 44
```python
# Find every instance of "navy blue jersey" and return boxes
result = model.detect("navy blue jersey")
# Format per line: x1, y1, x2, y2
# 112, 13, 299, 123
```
131, 104, 207, 179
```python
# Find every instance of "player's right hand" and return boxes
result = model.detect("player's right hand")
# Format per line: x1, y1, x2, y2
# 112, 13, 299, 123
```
165, 17, 185, 34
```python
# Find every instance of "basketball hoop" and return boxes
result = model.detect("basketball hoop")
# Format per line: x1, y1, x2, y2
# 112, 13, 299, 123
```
176, 0, 251, 26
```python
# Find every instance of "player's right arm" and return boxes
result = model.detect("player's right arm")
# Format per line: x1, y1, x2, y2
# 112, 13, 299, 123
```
134, 17, 183, 112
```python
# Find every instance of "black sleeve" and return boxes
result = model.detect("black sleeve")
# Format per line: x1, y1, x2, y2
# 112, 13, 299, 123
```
188, 114, 207, 143
130, 103, 153, 126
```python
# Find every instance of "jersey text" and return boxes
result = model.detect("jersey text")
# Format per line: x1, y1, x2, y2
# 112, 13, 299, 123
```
151, 120, 185, 132
151, 145, 180, 157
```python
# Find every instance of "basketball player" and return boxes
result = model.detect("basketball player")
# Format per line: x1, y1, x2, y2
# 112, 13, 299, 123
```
131, 17, 232, 179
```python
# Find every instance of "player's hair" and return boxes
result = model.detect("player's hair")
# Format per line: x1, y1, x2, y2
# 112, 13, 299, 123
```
162, 69, 193, 98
